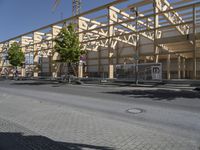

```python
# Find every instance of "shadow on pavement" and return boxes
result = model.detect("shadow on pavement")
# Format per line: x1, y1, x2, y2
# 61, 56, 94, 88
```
10, 81, 83, 87
0, 132, 113, 150
11, 81, 59, 86
10, 81, 68, 88
104, 89, 200, 101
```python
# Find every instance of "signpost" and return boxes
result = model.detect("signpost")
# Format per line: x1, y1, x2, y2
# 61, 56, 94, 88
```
151, 66, 162, 80
133, 53, 139, 85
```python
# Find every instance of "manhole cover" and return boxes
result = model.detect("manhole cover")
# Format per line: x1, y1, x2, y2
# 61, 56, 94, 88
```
126, 108, 144, 114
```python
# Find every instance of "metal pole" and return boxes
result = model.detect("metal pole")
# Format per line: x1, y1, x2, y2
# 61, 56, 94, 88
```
192, 4, 196, 79
135, 9, 139, 85
135, 59, 138, 85
130, 7, 139, 85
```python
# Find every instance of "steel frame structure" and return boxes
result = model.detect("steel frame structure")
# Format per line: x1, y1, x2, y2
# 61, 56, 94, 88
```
72, 0, 81, 16
0, 0, 200, 79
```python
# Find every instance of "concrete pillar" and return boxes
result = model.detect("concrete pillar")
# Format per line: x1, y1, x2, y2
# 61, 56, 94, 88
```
108, 7, 115, 79
51, 26, 61, 78
78, 17, 84, 78
33, 32, 43, 77
154, 0, 159, 63
108, 64, 114, 79
8, 41, 15, 77
51, 53, 59, 78
178, 56, 181, 79
78, 61, 83, 78
20, 37, 29, 77
167, 54, 171, 80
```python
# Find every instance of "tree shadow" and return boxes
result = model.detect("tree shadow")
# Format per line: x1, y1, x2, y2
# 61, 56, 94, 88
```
10, 80, 82, 87
0, 132, 113, 150
10, 81, 66, 87
104, 89, 200, 101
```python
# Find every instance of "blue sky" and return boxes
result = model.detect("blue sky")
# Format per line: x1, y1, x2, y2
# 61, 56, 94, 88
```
0, 0, 114, 42
1, 0, 198, 42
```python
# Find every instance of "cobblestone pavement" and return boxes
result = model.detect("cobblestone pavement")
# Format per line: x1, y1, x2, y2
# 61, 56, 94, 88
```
0, 87, 199, 150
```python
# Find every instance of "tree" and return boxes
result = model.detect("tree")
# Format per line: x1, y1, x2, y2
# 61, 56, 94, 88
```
8, 42, 25, 77
54, 23, 85, 77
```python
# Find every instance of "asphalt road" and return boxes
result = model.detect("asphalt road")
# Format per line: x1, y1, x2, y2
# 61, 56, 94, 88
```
0, 80, 200, 149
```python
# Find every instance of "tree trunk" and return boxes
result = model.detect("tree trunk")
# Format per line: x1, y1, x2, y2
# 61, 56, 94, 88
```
14, 66, 18, 80
68, 62, 71, 83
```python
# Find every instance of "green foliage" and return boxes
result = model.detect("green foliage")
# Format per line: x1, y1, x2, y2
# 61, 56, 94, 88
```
54, 23, 85, 63
8, 42, 25, 67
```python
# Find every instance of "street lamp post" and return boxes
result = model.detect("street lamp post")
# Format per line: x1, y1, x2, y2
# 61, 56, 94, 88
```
130, 7, 139, 85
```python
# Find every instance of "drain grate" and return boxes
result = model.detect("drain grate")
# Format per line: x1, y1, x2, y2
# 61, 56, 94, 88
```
126, 108, 144, 114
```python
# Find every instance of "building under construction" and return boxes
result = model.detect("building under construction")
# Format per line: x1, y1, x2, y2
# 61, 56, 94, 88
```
0, 0, 200, 81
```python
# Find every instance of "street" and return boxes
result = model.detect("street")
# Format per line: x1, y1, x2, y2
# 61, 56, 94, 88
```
0, 80, 200, 150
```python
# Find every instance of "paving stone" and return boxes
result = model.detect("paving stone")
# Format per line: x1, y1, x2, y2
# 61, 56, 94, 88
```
0, 89, 198, 150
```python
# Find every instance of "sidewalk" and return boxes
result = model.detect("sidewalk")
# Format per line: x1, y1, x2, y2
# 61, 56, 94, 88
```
0, 87, 198, 150
2, 78, 199, 91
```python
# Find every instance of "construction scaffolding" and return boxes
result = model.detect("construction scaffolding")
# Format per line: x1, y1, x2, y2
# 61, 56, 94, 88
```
0, 0, 200, 80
